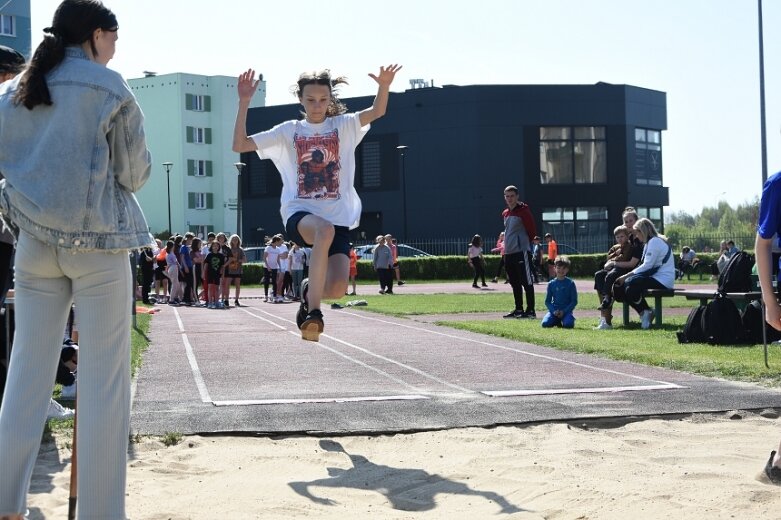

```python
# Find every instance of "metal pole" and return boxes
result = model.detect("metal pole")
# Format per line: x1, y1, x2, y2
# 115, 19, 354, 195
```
163, 162, 173, 234
758, 0, 768, 185
402, 152, 407, 241
234, 162, 245, 237
396, 146, 409, 242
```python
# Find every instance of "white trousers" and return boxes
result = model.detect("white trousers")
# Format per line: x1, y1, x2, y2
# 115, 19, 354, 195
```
0, 231, 132, 520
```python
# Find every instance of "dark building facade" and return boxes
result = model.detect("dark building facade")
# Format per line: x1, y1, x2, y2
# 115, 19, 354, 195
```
240, 83, 667, 253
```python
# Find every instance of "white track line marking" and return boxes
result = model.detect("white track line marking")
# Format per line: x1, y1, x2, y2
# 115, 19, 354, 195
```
173, 307, 212, 403
483, 384, 682, 397
337, 309, 683, 390
231, 309, 287, 330
239, 307, 474, 394
213, 395, 428, 406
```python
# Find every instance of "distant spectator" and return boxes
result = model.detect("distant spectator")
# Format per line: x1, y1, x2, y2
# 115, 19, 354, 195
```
347, 244, 358, 296
544, 233, 558, 280
677, 246, 697, 280
531, 236, 544, 283
490, 231, 506, 283
468, 234, 488, 288
373, 235, 394, 294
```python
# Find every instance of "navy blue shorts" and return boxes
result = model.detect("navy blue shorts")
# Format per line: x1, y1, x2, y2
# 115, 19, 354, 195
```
285, 211, 350, 257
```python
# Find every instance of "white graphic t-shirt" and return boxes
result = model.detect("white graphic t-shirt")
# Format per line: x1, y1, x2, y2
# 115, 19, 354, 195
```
251, 113, 369, 229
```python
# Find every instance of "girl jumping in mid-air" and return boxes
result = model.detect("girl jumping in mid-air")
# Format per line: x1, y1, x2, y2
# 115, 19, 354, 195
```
233, 64, 402, 341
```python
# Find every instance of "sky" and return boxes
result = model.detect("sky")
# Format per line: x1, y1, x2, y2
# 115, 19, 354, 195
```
27, 0, 781, 217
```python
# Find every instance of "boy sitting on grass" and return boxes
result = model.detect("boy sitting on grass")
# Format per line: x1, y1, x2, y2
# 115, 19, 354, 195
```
542, 255, 577, 328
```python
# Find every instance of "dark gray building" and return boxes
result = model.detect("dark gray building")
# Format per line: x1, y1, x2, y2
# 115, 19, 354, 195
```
240, 82, 667, 253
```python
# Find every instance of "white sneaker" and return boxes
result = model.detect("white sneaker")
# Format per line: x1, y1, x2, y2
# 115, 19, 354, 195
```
641, 309, 653, 330
60, 382, 76, 399
47, 399, 74, 420
594, 318, 612, 330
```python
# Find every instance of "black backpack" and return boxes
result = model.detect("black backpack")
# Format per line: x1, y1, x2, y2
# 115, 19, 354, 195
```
700, 293, 745, 345
740, 299, 781, 344
717, 251, 755, 293
677, 305, 706, 344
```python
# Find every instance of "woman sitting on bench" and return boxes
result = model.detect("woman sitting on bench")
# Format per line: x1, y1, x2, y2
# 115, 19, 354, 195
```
613, 218, 676, 329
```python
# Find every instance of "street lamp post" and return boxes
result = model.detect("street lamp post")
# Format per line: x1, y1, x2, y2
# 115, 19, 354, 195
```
162, 162, 173, 234
396, 145, 409, 241
234, 162, 246, 237
758, 0, 768, 185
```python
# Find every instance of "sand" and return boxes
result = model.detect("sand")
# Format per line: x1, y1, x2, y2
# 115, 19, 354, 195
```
21, 411, 781, 519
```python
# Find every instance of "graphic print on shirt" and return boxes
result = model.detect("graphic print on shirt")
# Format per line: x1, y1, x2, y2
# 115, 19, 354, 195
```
294, 129, 341, 200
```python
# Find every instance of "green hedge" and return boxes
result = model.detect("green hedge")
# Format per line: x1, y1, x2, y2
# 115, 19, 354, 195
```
236, 251, 726, 283
355, 251, 723, 280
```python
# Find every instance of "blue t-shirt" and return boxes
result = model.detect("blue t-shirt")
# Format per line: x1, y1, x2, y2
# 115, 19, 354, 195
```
180, 244, 193, 269
757, 171, 781, 240
544, 276, 578, 314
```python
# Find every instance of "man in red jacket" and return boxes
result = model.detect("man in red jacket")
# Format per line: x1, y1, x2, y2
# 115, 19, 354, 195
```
501, 185, 537, 319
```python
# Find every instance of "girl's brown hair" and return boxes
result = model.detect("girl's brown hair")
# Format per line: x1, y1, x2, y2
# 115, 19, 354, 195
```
292, 69, 349, 118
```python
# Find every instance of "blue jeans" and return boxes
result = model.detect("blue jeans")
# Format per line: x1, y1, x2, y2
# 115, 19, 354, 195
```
541, 311, 576, 328
0, 231, 132, 519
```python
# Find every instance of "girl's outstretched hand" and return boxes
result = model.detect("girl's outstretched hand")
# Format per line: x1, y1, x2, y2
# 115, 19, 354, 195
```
237, 69, 260, 102
368, 64, 403, 87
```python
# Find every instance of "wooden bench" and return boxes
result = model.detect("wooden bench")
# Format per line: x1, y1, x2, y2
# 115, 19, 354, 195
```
621, 288, 676, 327
678, 289, 762, 312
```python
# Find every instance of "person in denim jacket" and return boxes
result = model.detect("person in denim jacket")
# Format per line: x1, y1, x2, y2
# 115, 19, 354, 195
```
0, 2, 152, 519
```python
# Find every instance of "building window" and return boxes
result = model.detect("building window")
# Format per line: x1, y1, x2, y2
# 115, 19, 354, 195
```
186, 126, 212, 144
539, 126, 607, 184
188, 192, 213, 209
542, 206, 609, 254
0, 15, 15, 36
187, 159, 212, 177
188, 225, 214, 239
634, 128, 662, 186
358, 141, 382, 189
186, 94, 211, 112
246, 158, 281, 196
635, 206, 663, 229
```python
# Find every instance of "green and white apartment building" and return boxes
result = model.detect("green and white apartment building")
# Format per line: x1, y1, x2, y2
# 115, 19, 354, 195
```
129, 73, 266, 237
0, 0, 31, 58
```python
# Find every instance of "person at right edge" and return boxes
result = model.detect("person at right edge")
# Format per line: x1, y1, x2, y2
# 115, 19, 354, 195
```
501, 185, 537, 319
0, 1, 153, 518
755, 168, 781, 486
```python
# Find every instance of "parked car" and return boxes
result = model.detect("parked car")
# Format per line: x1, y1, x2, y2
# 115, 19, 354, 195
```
244, 246, 265, 263
354, 244, 433, 261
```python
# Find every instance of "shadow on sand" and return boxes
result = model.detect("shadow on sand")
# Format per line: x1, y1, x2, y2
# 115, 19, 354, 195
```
289, 439, 526, 514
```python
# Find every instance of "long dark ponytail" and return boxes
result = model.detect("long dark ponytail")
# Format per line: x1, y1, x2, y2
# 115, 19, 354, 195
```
14, 0, 117, 110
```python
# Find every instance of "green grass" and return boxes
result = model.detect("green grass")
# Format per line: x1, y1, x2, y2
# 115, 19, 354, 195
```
328, 290, 781, 386
329, 291, 700, 316
46, 312, 152, 434
442, 318, 781, 386
162, 431, 183, 446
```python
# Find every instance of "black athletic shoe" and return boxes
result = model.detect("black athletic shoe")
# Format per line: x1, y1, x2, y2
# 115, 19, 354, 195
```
520, 310, 537, 319
503, 310, 523, 319
297, 278, 309, 329
300, 309, 324, 341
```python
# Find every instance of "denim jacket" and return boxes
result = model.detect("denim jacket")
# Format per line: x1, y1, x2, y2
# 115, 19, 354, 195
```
0, 47, 154, 251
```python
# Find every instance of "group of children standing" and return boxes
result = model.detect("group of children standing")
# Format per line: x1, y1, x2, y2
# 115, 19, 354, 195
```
141, 231, 247, 310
